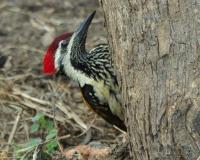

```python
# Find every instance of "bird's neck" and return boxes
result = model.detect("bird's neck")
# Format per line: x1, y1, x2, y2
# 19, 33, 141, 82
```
62, 50, 92, 86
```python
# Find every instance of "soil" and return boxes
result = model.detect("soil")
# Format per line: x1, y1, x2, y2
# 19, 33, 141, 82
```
0, 0, 124, 159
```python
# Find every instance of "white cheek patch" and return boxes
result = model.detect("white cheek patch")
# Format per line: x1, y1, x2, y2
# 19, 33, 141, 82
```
54, 41, 64, 71
54, 49, 60, 70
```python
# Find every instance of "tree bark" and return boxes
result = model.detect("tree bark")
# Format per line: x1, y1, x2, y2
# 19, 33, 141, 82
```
100, 0, 200, 159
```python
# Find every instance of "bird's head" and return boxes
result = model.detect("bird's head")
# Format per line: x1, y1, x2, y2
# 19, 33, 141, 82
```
42, 32, 72, 75
42, 11, 96, 75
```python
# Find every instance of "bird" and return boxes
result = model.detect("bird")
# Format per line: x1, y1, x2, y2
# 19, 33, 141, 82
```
42, 11, 126, 131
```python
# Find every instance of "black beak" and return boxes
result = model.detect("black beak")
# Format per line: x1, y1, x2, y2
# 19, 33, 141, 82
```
73, 11, 96, 45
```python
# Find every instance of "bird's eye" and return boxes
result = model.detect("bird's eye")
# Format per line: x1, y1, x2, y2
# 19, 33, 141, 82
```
60, 40, 67, 48
59, 40, 68, 54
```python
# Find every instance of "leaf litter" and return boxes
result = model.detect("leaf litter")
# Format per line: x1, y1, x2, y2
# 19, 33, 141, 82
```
0, 0, 124, 159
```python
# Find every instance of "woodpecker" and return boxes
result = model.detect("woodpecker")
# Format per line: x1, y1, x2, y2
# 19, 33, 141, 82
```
43, 11, 126, 131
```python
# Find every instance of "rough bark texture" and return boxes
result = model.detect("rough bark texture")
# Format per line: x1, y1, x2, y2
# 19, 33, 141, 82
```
100, 0, 200, 160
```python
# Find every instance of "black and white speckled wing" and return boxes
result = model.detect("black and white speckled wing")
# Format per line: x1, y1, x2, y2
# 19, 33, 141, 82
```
87, 44, 118, 87
87, 44, 124, 122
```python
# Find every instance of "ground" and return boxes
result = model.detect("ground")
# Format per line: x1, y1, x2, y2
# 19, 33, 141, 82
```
0, 1, 124, 159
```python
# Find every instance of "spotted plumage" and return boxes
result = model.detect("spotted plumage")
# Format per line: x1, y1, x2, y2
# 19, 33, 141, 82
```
43, 11, 126, 131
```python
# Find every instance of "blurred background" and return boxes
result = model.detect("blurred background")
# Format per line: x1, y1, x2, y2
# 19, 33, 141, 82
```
0, 0, 122, 159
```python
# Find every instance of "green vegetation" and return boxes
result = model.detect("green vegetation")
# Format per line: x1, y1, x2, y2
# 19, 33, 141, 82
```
15, 113, 59, 160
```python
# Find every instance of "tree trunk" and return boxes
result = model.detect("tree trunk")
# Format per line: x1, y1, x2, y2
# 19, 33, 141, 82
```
100, 0, 200, 159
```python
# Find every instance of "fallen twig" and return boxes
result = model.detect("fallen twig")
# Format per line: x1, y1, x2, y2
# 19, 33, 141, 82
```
13, 88, 88, 130
52, 103, 64, 156
56, 102, 87, 130
6, 108, 23, 151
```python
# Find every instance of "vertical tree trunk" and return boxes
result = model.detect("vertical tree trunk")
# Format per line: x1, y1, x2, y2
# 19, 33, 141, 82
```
100, 0, 200, 159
